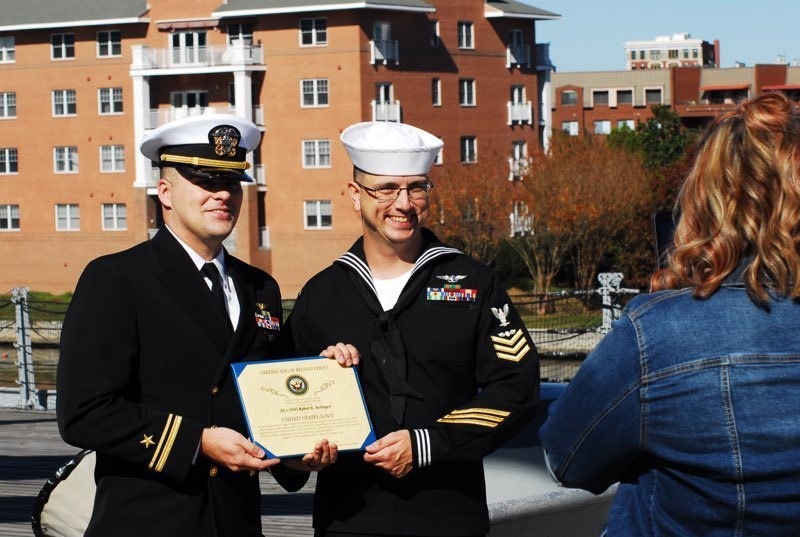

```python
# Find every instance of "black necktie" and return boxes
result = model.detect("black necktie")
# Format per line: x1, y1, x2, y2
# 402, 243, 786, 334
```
201, 262, 232, 331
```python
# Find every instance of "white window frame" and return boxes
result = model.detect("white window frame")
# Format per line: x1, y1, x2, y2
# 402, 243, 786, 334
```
55, 203, 80, 231
102, 203, 127, 231
169, 31, 207, 65
0, 147, 18, 174
52, 89, 77, 117
644, 86, 664, 105
617, 119, 636, 130
616, 88, 634, 106
97, 30, 121, 58
0, 204, 20, 231
304, 200, 332, 230
301, 79, 329, 107
593, 120, 612, 135
461, 136, 477, 164
434, 144, 443, 166
51, 33, 75, 60
100, 145, 125, 173
302, 139, 331, 169
98, 87, 123, 115
459, 79, 476, 107
0, 92, 16, 118
430, 20, 441, 48
170, 90, 208, 109
299, 17, 327, 46
561, 90, 578, 106
432, 78, 441, 106
227, 23, 253, 45
562, 121, 579, 136
0, 36, 15, 63
591, 89, 610, 107
457, 21, 474, 49
54, 146, 79, 173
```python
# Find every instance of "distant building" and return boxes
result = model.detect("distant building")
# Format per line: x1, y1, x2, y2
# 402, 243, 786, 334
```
0, 0, 559, 295
550, 63, 800, 136
625, 33, 718, 70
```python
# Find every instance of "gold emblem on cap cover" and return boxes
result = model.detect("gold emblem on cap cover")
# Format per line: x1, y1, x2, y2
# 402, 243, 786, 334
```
209, 125, 240, 157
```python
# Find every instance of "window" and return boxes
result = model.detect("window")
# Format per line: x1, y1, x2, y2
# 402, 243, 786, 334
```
692, 49, 699, 59
457, 22, 474, 49
434, 144, 443, 165
227, 24, 253, 45
645, 88, 663, 104
301, 79, 329, 107
510, 141, 527, 180
561, 90, 578, 106
683, 48, 689, 59
649, 49, 661, 60
300, 18, 327, 46
170, 31, 206, 64
617, 119, 635, 130
100, 145, 125, 172
0, 36, 14, 62
171, 90, 208, 109
97, 30, 121, 57
593, 120, 611, 135
0, 148, 17, 174
304, 200, 332, 229
0, 204, 20, 231
98, 87, 123, 114
302, 140, 331, 168
102, 203, 127, 230
617, 89, 633, 105
430, 20, 440, 48
592, 90, 609, 106
53, 90, 77, 116
460, 136, 477, 163
0, 92, 15, 117
459, 79, 476, 106
55, 204, 80, 231
54, 146, 78, 173
51, 33, 75, 60
668, 49, 678, 59
562, 121, 579, 136
629, 50, 636, 60
432, 78, 441, 106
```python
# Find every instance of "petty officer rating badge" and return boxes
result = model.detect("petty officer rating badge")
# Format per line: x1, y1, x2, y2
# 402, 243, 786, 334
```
254, 303, 280, 330
426, 275, 478, 302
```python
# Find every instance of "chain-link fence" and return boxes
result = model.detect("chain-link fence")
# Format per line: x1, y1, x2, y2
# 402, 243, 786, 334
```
0, 274, 640, 408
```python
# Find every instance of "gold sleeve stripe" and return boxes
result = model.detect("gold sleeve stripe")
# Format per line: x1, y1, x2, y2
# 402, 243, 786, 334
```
440, 412, 505, 423
492, 335, 528, 354
437, 417, 499, 428
496, 344, 531, 362
148, 414, 173, 470
148, 413, 182, 473
447, 407, 510, 417
155, 415, 182, 473
160, 154, 251, 170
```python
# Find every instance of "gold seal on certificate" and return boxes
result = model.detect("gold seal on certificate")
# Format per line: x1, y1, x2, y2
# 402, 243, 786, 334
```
231, 357, 376, 458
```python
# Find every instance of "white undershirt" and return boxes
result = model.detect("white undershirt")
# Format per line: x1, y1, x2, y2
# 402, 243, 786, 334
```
165, 225, 241, 330
373, 269, 413, 311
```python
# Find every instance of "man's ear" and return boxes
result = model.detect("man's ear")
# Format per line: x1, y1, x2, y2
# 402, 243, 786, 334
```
348, 182, 361, 212
157, 177, 172, 209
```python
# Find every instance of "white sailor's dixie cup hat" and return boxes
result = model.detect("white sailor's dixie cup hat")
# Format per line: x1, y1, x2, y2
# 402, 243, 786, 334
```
340, 121, 443, 176
140, 114, 261, 182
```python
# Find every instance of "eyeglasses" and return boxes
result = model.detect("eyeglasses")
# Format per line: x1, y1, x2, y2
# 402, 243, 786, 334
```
354, 180, 434, 203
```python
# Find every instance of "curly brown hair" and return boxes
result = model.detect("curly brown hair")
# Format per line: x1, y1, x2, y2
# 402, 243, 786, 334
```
651, 92, 800, 305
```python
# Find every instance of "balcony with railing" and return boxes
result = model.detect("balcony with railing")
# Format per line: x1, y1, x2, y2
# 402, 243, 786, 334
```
258, 226, 270, 249
508, 157, 529, 181
370, 40, 399, 65
507, 101, 533, 125
506, 44, 531, 68
535, 43, 555, 71
131, 41, 264, 72
509, 211, 533, 237
143, 106, 264, 130
371, 100, 401, 122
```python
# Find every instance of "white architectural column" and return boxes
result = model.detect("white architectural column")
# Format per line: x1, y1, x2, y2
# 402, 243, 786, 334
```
131, 45, 153, 189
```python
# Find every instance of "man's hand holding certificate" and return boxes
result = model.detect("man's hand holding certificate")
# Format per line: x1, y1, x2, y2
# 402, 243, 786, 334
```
231, 356, 376, 459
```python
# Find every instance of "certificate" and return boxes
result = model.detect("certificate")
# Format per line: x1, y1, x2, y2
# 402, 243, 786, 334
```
231, 356, 376, 458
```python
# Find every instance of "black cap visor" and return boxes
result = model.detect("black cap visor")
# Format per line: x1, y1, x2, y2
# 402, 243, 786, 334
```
170, 163, 253, 183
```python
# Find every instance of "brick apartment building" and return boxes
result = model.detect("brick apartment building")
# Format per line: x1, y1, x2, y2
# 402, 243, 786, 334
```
0, 0, 559, 295
624, 33, 718, 71
550, 63, 800, 138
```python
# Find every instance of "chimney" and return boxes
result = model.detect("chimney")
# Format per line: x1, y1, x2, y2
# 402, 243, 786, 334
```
714, 39, 720, 67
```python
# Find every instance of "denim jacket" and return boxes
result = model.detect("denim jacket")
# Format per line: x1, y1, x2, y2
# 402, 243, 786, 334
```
539, 281, 800, 536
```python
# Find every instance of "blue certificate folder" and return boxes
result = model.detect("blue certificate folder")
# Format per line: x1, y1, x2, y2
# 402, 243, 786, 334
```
231, 356, 376, 459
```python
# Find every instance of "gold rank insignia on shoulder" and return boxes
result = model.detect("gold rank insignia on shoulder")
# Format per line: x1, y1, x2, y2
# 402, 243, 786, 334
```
209, 125, 240, 157
255, 303, 280, 331
490, 328, 531, 362
437, 407, 510, 428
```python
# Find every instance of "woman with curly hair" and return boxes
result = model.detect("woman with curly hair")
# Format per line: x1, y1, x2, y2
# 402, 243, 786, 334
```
540, 92, 800, 536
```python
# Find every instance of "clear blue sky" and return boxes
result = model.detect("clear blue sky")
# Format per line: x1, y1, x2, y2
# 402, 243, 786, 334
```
530, 0, 800, 72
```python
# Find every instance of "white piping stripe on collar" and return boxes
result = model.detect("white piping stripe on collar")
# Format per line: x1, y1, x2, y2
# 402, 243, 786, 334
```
414, 428, 431, 467
335, 246, 462, 293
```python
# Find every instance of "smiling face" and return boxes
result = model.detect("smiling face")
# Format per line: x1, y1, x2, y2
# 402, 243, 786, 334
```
157, 166, 243, 259
349, 169, 430, 256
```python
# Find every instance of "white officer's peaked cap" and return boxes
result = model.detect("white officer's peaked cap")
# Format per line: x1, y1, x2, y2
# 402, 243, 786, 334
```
140, 114, 261, 182
340, 121, 443, 176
